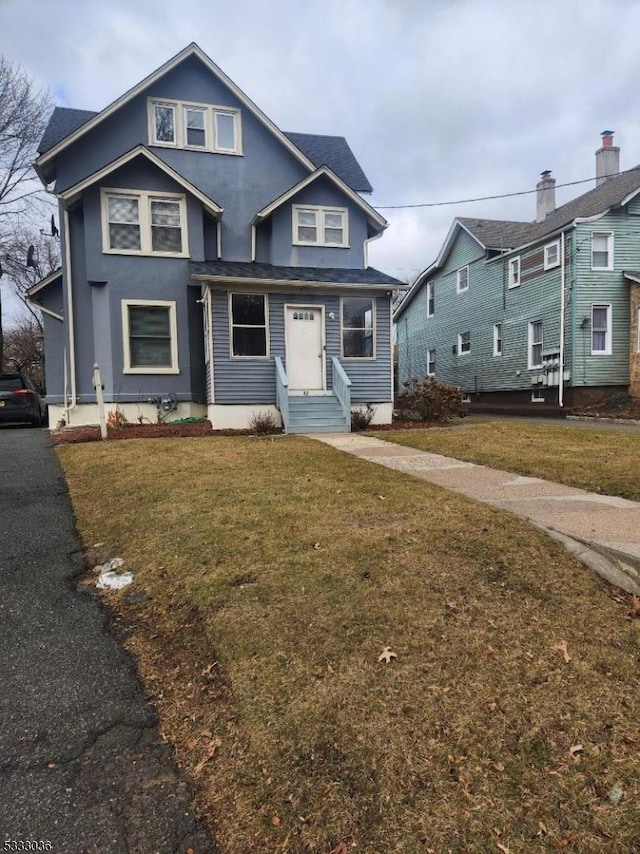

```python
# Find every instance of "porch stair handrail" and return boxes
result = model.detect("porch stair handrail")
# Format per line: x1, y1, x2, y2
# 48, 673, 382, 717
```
275, 356, 289, 432
331, 356, 352, 429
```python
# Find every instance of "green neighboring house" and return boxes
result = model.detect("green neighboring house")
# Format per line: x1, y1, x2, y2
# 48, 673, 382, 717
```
395, 132, 640, 409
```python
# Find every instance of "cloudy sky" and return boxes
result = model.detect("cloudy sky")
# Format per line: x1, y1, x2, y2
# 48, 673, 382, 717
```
2, 0, 640, 317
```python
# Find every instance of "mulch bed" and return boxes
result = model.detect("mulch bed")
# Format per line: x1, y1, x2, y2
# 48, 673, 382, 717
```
571, 400, 640, 421
50, 421, 251, 444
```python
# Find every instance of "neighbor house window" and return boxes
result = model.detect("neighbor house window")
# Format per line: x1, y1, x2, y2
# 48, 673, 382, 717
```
293, 206, 348, 248
342, 297, 374, 358
544, 241, 560, 270
591, 232, 613, 270
149, 99, 242, 154
508, 256, 521, 288
458, 331, 471, 354
122, 300, 178, 374
528, 320, 543, 368
591, 304, 612, 354
427, 348, 436, 375
426, 282, 435, 316
456, 266, 469, 293
102, 190, 187, 256
230, 293, 268, 357
493, 323, 503, 356
531, 390, 545, 403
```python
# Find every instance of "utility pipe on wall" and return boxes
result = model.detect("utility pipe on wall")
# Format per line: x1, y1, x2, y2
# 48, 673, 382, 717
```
559, 230, 566, 407
63, 208, 77, 422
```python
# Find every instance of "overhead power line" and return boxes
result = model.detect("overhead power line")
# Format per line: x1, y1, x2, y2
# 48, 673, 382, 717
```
375, 164, 640, 210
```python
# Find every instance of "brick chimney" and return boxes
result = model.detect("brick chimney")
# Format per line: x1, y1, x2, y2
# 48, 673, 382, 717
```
536, 170, 556, 222
595, 130, 620, 186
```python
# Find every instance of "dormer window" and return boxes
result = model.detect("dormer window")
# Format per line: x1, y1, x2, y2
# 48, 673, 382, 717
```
293, 206, 348, 247
149, 99, 241, 154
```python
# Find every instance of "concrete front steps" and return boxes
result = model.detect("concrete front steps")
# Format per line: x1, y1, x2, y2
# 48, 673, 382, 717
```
286, 394, 350, 434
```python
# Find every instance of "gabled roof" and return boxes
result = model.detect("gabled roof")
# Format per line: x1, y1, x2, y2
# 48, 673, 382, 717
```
38, 108, 97, 155
25, 267, 62, 298
35, 43, 316, 178
284, 132, 372, 193
58, 145, 223, 216
456, 218, 533, 250
253, 166, 386, 231
190, 260, 403, 288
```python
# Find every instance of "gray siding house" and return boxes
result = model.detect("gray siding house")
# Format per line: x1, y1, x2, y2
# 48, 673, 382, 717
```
396, 132, 640, 409
29, 43, 401, 431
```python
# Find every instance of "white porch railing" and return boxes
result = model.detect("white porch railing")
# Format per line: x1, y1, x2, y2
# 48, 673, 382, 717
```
275, 356, 289, 432
331, 356, 351, 430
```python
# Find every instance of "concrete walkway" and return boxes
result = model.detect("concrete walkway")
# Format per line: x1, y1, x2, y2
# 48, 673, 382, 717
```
312, 433, 640, 595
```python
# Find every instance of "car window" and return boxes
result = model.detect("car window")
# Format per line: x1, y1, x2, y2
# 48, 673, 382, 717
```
0, 376, 24, 391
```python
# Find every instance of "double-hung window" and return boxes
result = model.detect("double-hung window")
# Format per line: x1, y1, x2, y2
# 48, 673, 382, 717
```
458, 331, 471, 354
544, 241, 560, 270
184, 106, 207, 148
230, 294, 268, 357
456, 266, 469, 293
508, 256, 521, 288
122, 300, 179, 374
342, 297, 374, 358
528, 320, 543, 368
149, 99, 242, 154
152, 103, 176, 144
427, 348, 436, 376
591, 304, 612, 354
293, 206, 348, 247
493, 323, 503, 356
591, 232, 614, 270
102, 190, 187, 256
426, 282, 435, 317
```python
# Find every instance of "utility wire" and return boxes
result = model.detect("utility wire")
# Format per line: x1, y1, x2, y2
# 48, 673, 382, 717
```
375, 164, 640, 210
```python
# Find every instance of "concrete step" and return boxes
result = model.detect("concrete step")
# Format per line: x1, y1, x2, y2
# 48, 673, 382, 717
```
288, 423, 350, 434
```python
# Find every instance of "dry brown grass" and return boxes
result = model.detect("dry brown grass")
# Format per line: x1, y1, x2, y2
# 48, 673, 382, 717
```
376, 420, 640, 501
58, 436, 640, 854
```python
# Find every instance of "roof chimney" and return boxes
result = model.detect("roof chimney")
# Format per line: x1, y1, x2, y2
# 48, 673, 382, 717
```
595, 130, 620, 186
536, 170, 556, 222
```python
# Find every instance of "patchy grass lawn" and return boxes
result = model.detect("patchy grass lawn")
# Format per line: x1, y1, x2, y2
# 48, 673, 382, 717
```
58, 436, 640, 854
375, 420, 640, 501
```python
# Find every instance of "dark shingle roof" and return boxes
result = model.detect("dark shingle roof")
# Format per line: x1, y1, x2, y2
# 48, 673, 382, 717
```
190, 260, 401, 286
284, 132, 373, 193
38, 107, 98, 154
456, 218, 533, 250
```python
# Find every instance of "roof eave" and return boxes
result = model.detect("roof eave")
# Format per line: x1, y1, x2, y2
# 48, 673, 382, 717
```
191, 273, 402, 291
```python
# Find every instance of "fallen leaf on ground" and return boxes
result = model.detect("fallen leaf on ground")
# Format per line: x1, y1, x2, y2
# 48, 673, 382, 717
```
272, 815, 282, 827
569, 744, 584, 759
551, 640, 572, 663
329, 843, 348, 854
628, 597, 640, 618
313, 542, 321, 550
193, 738, 221, 774
378, 646, 397, 664
496, 843, 510, 853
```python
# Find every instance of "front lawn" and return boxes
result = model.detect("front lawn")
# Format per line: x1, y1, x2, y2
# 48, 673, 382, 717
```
59, 436, 640, 854
374, 420, 640, 501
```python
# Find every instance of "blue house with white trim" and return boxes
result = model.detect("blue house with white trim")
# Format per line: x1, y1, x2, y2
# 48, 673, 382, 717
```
29, 43, 401, 431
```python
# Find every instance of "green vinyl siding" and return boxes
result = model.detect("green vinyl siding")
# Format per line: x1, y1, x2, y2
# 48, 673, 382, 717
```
396, 281, 431, 386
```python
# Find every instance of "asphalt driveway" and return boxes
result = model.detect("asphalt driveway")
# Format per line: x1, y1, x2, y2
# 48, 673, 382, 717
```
0, 428, 215, 854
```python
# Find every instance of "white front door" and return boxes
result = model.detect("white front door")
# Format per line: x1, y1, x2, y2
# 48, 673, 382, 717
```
285, 305, 324, 391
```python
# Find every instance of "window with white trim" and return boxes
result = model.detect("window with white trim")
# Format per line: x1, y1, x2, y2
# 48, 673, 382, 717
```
102, 190, 187, 256
508, 256, 521, 288
342, 297, 374, 358
230, 293, 268, 357
528, 320, 543, 368
458, 331, 470, 354
543, 241, 560, 270
456, 266, 469, 293
122, 300, 179, 374
149, 99, 242, 154
427, 348, 436, 376
591, 232, 614, 271
426, 282, 434, 317
531, 390, 545, 403
493, 323, 503, 356
591, 304, 612, 354
293, 206, 348, 247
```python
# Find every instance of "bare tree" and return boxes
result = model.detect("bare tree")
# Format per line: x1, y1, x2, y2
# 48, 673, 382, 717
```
2, 315, 44, 392
2, 226, 60, 327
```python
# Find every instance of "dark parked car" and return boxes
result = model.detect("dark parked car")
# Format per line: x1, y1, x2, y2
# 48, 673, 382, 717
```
0, 373, 47, 427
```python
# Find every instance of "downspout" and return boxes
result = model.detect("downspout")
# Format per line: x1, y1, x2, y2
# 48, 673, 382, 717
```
559, 230, 566, 407
63, 208, 77, 421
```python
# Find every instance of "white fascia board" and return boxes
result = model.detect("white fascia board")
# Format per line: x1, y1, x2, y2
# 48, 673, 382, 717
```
434, 219, 486, 269
59, 146, 223, 217
623, 271, 640, 285
393, 261, 438, 322
254, 166, 387, 231
36, 43, 316, 176
27, 298, 64, 322
25, 267, 62, 298
190, 274, 402, 292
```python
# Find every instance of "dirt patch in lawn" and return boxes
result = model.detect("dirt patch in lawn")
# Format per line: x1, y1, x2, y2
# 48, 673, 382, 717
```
59, 436, 640, 854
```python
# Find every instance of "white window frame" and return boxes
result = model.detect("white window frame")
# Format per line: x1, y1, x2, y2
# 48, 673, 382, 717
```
528, 319, 543, 369
591, 231, 614, 271
426, 282, 435, 317
591, 303, 612, 355
508, 256, 521, 288
228, 292, 270, 359
101, 188, 188, 257
121, 299, 179, 375
427, 348, 436, 376
531, 390, 545, 403
148, 98, 242, 155
543, 241, 560, 270
458, 331, 471, 355
292, 205, 349, 248
493, 323, 503, 356
340, 296, 376, 360
456, 265, 469, 293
